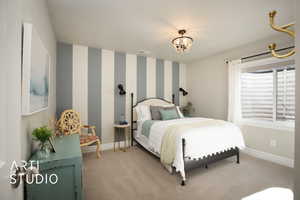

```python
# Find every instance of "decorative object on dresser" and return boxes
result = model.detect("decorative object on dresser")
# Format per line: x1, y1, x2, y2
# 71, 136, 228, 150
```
26, 134, 83, 200
58, 109, 101, 158
32, 126, 53, 159
113, 124, 131, 152
22, 22, 50, 115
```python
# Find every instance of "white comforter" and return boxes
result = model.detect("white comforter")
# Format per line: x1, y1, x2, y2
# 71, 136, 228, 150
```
138, 117, 245, 179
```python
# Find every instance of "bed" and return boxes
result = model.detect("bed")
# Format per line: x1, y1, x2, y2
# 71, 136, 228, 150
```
130, 93, 245, 185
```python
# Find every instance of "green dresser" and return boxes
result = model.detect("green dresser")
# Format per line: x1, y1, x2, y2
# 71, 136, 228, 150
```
26, 134, 83, 200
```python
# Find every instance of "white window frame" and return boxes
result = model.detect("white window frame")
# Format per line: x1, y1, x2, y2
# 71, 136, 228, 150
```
239, 56, 295, 132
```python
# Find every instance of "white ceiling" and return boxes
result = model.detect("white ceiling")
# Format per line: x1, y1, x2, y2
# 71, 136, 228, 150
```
47, 0, 295, 63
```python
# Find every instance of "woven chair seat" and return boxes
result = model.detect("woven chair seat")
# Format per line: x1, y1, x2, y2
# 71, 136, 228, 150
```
80, 135, 99, 144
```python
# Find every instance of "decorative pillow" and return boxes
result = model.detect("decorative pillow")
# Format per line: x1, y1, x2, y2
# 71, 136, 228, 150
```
160, 108, 179, 120
150, 106, 163, 120
151, 105, 181, 120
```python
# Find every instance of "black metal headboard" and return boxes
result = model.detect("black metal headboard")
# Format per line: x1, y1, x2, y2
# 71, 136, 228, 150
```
130, 93, 175, 146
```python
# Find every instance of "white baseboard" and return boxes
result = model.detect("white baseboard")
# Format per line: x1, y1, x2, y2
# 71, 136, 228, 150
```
81, 141, 127, 153
243, 147, 294, 168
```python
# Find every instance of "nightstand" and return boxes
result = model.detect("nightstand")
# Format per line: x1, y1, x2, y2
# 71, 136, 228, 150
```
113, 124, 131, 152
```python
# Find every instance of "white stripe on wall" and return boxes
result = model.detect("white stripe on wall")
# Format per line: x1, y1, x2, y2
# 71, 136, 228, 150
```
72, 45, 88, 125
179, 63, 187, 106
101, 49, 115, 143
164, 60, 173, 102
126, 54, 137, 122
147, 57, 156, 98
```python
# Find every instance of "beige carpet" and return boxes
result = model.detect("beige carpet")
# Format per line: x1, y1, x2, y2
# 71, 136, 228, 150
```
83, 146, 293, 200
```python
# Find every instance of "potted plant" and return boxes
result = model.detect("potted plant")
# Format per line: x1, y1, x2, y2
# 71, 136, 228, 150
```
32, 126, 52, 159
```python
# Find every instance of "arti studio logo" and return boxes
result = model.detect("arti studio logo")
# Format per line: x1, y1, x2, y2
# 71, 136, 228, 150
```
9, 160, 58, 185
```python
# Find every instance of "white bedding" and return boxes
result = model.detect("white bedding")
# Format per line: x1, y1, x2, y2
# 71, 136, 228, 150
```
135, 117, 245, 179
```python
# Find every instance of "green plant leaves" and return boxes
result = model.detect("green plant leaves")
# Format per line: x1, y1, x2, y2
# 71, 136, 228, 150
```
32, 126, 52, 144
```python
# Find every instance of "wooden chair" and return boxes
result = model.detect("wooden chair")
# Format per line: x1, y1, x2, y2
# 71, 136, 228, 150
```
58, 109, 101, 158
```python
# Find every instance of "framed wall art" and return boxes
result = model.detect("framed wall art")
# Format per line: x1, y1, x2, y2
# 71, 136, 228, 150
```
22, 23, 50, 115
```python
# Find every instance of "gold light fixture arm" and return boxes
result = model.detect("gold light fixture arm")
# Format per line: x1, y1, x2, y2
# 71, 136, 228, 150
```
268, 11, 295, 58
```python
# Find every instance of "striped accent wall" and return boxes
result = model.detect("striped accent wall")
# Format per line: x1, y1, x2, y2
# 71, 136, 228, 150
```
114, 52, 126, 123
164, 61, 173, 102
101, 49, 114, 143
179, 63, 188, 107
56, 42, 73, 117
72, 45, 88, 125
56, 42, 187, 144
125, 54, 137, 123
147, 57, 156, 98
172, 62, 180, 105
88, 47, 102, 137
137, 56, 147, 101
156, 59, 164, 98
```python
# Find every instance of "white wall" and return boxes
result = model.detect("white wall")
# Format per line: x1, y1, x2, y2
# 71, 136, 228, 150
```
187, 34, 295, 159
294, 0, 300, 198
0, 1, 55, 198
0, 0, 23, 199
21, 0, 57, 160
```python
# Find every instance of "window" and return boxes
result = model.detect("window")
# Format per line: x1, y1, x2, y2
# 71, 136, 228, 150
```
276, 69, 295, 120
240, 62, 295, 124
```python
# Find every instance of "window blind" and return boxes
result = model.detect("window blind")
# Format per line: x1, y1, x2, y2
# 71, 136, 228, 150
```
241, 65, 295, 122
277, 68, 295, 120
241, 72, 274, 120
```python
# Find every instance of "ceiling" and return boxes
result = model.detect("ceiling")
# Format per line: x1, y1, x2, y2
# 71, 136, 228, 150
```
47, 0, 295, 63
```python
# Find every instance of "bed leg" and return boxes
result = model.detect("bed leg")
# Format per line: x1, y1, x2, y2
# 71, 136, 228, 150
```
130, 93, 134, 147
236, 147, 240, 164
181, 180, 186, 186
181, 138, 186, 186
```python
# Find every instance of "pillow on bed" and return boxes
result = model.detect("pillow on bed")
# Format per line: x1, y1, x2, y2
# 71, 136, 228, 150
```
136, 105, 151, 121
150, 106, 164, 120
150, 105, 171, 120
160, 108, 179, 120
150, 105, 180, 120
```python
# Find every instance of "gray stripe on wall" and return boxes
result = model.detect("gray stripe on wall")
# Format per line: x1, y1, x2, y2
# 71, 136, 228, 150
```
156, 59, 164, 98
172, 62, 180, 105
114, 52, 126, 124
56, 42, 73, 118
137, 56, 147, 101
88, 47, 102, 138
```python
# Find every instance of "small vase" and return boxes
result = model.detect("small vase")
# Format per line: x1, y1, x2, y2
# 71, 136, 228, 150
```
37, 144, 50, 159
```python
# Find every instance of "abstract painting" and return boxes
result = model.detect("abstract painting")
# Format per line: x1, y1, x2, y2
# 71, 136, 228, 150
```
22, 23, 50, 115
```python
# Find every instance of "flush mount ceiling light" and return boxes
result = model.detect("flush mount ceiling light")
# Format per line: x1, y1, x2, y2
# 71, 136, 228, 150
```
171, 29, 193, 53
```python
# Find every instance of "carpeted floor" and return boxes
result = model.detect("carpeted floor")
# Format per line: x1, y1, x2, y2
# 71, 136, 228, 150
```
83, 146, 293, 200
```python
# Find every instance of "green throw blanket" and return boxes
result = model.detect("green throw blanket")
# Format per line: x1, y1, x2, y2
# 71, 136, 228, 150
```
141, 120, 157, 138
